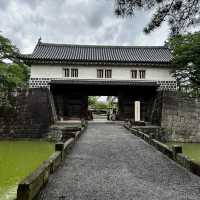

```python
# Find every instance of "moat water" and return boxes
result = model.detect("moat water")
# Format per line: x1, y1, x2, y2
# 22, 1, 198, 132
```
167, 142, 200, 164
1, 139, 200, 200
0, 140, 54, 200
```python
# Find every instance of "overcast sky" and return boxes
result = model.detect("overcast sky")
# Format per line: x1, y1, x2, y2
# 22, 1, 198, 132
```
0, 0, 170, 53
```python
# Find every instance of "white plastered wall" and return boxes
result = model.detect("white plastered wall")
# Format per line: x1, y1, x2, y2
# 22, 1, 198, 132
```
30, 65, 175, 81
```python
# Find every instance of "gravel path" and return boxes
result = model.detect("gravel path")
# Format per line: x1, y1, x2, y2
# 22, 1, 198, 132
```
37, 123, 200, 200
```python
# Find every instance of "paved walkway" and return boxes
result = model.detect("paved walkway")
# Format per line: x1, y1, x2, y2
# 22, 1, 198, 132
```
37, 123, 200, 200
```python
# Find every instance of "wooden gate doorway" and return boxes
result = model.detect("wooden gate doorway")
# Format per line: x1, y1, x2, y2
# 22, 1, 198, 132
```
50, 79, 158, 121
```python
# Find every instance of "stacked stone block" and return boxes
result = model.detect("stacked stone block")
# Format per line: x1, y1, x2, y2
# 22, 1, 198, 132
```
161, 92, 200, 142
0, 88, 53, 138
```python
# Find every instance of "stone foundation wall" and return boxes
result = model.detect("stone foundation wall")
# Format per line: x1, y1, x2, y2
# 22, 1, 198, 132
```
161, 91, 200, 142
0, 88, 53, 138
151, 91, 163, 125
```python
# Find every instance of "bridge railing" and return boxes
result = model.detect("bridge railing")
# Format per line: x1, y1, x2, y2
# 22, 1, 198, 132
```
124, 122, 200, 178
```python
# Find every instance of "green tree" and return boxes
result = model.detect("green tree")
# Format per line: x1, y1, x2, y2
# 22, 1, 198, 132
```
88, 96, 99, 108
0, 33, 29, 91
106, 96, 117, 108
0, 33, 19, 63
0, 63, 28, 90
95, 101, 108, 110
114, 0, 200, 35
169, 32, 200, 95
88, 96, 109, 109
0, 33, 29, 109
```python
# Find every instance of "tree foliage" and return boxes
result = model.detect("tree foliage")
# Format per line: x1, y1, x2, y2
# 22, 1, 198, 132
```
106, 96, 117, 108
0, 63, 28, 90
114, 0, 200, 35
88, 96, 99, 107
94, 101, 108, 110
0, 33, 29, 109
0, 34, 19, 63
88, 96, 109, 109
169, 32, 200, 94
0, 33, 29, 91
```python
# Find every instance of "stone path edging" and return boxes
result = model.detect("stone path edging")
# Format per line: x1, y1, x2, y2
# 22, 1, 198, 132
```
124, 123, 200, 177
16, 125, 87, 200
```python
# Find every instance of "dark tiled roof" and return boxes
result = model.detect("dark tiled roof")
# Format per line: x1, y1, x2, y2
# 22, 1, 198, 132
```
50, 79, 159, 87
20, 41, 172, 65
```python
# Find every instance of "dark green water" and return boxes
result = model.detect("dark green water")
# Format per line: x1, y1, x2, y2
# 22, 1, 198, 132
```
167, 142, 200, 164
0, 140, 54, 200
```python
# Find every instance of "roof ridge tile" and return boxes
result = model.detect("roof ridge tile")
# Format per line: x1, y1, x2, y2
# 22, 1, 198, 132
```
38, 42, 168, 49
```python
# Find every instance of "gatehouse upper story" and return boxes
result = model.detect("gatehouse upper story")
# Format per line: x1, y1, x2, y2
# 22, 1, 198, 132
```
20, 40, 177, 90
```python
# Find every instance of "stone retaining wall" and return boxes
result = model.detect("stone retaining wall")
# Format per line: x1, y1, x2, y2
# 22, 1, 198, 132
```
161, 91, 200, 142
0, 88, 54, 138
131, 126, 167, 142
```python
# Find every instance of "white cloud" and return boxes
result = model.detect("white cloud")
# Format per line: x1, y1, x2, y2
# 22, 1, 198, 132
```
0, 0, 169, 53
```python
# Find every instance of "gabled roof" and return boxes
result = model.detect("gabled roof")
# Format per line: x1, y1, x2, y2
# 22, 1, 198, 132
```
20, 40, 172, 66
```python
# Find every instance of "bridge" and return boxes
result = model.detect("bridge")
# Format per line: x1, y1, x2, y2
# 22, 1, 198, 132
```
36, 122, 200, 200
